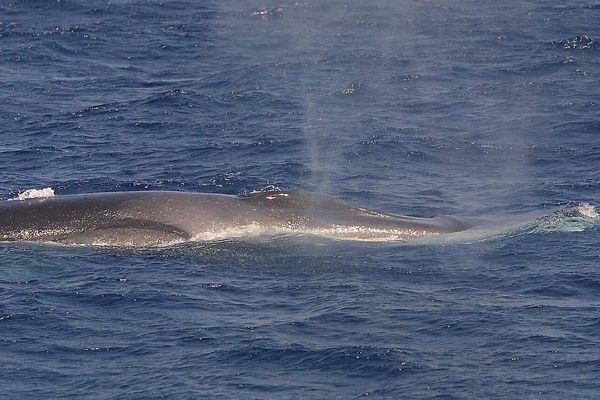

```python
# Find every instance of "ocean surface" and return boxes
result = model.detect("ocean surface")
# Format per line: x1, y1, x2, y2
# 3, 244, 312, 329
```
1, 0, 600, 398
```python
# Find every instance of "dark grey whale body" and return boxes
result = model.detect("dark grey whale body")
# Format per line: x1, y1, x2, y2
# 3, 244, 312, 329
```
0, 191, 469, 246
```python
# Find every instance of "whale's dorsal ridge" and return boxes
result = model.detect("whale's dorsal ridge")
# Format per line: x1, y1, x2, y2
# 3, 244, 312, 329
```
242, 190, 352, 210
244, 190, 292, 200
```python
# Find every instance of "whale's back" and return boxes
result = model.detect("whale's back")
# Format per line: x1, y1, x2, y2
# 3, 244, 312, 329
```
0, 191, 470, 246
0, 192, 192, 246
243, 191, 470, 236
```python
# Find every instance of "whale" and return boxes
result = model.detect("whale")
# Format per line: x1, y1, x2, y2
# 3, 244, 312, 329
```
0, 190, 470, 246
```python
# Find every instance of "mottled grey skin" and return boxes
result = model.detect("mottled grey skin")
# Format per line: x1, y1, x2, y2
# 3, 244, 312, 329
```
0, 191, 469, 246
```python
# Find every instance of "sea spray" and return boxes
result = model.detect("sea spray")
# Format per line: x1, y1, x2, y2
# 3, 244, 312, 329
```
10, 187, 55, 201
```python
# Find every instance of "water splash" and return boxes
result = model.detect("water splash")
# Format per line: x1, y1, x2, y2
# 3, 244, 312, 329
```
454, 203, 600, 245
10, 187, 55, 201
575, 203, 599, 219
523, 203, 599, 234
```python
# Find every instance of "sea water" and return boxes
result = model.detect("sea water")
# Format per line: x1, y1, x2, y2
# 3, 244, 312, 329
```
1, 1, 600, 398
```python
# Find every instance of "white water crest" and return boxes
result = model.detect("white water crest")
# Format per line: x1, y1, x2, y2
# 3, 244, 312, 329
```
10, 187, 55, 201
576, 203, 599, 220
525, 202, 599, 234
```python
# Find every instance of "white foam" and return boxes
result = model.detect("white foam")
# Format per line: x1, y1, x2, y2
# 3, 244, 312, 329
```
248, 186, 283, 195
10, 187, 55, 201
576, 203, 599, 219
307, 225, 434, 242
189, 222, 435, 243
191, 222, 288, 242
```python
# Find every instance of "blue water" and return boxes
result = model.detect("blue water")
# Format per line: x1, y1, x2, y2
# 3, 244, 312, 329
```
1, 0, 600, 398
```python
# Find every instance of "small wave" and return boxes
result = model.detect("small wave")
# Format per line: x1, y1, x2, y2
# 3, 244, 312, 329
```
523, 203, 599, 234
557, 35, 599, 50
10, 187, 55, 201
463, 203, 600, 244
249, 6, 284, 18
334, 82, 364, 96
244, 185, 284, 195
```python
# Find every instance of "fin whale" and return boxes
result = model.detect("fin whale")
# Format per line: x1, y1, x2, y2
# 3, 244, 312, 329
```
0, 191, 469, 246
